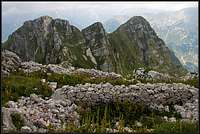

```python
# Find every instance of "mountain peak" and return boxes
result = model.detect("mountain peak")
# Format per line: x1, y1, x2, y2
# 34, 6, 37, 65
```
82, 22, 105, 32
3, 15, 187, 76
23, 15, 53, 27
82, 22, 106, 40
125, 16, 152, 29
31, 15, 53, 23
92, 22, 104, 28
116, 16, 157, 40
37, 15, 53, 21
128, 16, 147, 22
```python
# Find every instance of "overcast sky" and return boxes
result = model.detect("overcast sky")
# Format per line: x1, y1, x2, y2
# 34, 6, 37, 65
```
3, 2, 198, 15
2, 2, 198, 42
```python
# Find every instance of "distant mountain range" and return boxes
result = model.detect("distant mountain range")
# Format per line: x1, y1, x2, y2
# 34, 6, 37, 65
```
103, 7, 198, 72
2, 16, 187, 76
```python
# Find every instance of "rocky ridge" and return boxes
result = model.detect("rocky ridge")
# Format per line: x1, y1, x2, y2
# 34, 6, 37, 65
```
2, 49, 22, 76
3, 15, 187, 75
52, 82, 198, 120
108, 16, 187, 75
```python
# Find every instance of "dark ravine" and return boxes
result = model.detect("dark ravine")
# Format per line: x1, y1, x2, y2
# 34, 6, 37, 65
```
2, 15, 187, 76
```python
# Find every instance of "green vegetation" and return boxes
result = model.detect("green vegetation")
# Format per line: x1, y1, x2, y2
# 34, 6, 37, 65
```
46, 72, 138, 87
70, 46, 95, 69
2, 69, 198, 105
11, 113, 25, 130
47, 73, 87, 87
2, 72, 52, 105
153, 121, 199, 134
108, 26, 188, 76
2, 70, 198, 133
136, 75, 199, 88
63, 101, 198, 133
2, 70, 137, 105
182, 76, 199, 88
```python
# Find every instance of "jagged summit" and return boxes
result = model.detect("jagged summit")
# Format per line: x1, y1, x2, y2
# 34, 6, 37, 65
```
85, 22, 104, 28
36, 15, 53, 20
127, 16, 148, 23
117, 16, 157, 37
82, 22, 106, 36
23, 15, 53, 25
83, 22, 104, 28
108, 16, 187, 75
82, 21, 113, 72
2, 15, 187, 76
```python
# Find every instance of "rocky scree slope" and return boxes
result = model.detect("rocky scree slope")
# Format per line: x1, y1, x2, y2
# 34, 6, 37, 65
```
53, 82, 198, 121
1, 50, 198, 132
3, 82, 198, 132
1, 49, 122, 80
3, 15, 187, 76
3, 94, 79, 132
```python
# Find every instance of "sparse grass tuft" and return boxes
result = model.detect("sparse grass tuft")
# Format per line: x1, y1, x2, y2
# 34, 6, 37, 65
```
153, 120, 199, 134
2, 74, 52, 105
11, 113, 25, 130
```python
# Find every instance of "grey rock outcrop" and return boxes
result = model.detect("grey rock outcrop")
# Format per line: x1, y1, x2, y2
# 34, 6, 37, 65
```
3, 15, 186, 75
82, 22, 114, 72
53, 82, 198, 120
1, 49, 22, 76
148, 70, 170, 80
19, 61, 73, 74
2, 107, 17, 132
21, 126, 32, 132
73, 68, 122, 79
3, 16, 94, 69
2, 94, 80, 132
46, 64, 74, 74
20, 61, 44, 73
108, 16, 187, 75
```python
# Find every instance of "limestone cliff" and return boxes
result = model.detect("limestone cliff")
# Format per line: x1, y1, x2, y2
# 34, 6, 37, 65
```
3, 16, 187, 76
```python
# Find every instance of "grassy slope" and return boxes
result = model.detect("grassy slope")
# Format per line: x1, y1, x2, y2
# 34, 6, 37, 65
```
108, 27, 187, 76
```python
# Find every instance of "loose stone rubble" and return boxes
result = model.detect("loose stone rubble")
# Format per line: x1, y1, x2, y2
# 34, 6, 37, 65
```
1, 49, 22, 76
2, 82, 199, 132
2, 94, 80, 132
133, 68, 171, 80
2, 50, 199, 133
72, 68, 122, 79
20, 61, 44, 73
46, 64, 74, 74
52, 82, 198, 120
47, 82, 57, 91
181, 72, 199, 81
12, 60, 122, 80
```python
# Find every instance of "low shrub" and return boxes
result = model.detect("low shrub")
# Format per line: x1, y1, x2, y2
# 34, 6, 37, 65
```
153, 120, 199, 134
2, 74, 52, 105
182, 76, 199, 88
11, 113, 25, 130
76, 100, 183, 133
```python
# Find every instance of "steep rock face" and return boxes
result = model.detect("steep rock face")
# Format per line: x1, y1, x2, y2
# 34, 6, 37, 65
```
108, 16, 187, 75
146, 7, 198, 72
3, 16, 95, 69
1, 49, 22, 76
82, 22, 115, 72
3, 16, 187, 76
